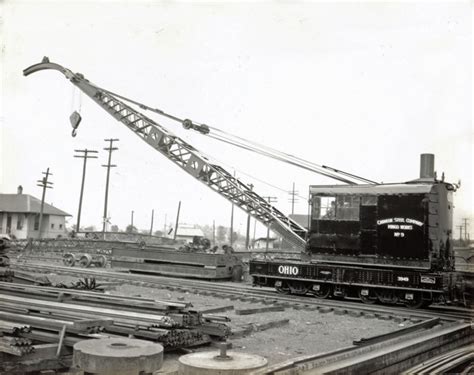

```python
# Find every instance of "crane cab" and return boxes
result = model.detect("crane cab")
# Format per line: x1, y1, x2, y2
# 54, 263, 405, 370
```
307, 181, 455, 272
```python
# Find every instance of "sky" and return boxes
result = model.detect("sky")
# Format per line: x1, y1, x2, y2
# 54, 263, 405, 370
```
1, 1, 472, 239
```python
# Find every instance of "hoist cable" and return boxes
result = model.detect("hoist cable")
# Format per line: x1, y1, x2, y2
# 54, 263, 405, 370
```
205, 133, 356, 184
98, 87, 376, 184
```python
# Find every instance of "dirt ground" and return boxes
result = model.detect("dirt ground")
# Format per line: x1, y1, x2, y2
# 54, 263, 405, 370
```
44, 273, 413, 373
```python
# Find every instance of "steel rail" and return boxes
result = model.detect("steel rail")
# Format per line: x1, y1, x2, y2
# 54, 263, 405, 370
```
11, 262, 472, 322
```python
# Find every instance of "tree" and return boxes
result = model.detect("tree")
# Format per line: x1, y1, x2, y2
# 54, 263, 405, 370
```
110, 225, 119, 232
196, 224, 213, 239
216, 225, 227, 243
232, 231, 239, 243
125, 225, 138, 233
153, 230, 164, 237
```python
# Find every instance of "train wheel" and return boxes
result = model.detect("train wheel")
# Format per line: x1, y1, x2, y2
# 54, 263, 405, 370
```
312, 284, 331, 299
95, 255, 107, 268
358, 288, 377, 304
78, 254, 92, 268
375, 290, 398, 305
404, 292, 425, 309
275, 280, 290, 294
289, 282, 309, 295
63, 253, 75, 267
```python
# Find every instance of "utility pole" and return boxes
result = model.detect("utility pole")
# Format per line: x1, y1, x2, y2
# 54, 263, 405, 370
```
245, 183, 254, 249
74, 149, 98, 233
263, 196, 278, 254
462, 218, 470, 241
36, 168, 53, 239
173, 201, 181, 241
212, 220, 216, 245
164, 214, 167, 235
230, 171, 236, 246
102, 139, 119, 238
230, 202, 235, 245
456, 225, 463, 241
150, 209, 154, 236
131, 210, 134, 230
288, 182, 299, 215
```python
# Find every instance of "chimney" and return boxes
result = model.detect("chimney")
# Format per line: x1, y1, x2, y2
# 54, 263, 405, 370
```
17, 185, 23, 195
419, 154, 435, 179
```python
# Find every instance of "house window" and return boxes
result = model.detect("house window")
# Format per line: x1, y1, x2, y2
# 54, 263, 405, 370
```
34, 214, 39, 230
51, 223, 55, 229
59, 224, 63, 229
17, 215, 24, 230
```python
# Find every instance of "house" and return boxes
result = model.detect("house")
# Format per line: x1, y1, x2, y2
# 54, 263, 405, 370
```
174, 224, 205, 243
253, 237, 277, 249
0, 186, 71, 239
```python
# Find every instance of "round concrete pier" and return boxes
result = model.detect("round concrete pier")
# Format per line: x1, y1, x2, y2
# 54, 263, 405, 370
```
73, 338, 163, 375
179, 343, 267, 375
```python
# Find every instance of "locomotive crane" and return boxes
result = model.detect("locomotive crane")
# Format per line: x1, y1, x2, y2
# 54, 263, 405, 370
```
23, 57, 471, 308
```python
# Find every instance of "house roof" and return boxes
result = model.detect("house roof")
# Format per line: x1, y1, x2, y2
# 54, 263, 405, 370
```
0, 194, 71, 216
176, 227, 204, 237
254, 237, 277, 242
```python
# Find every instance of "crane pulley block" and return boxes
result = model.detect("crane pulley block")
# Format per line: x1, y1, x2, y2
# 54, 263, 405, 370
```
69, 111, 82, 137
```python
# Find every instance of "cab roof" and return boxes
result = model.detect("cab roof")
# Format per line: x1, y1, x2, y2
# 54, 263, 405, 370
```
309, 182, 440, 196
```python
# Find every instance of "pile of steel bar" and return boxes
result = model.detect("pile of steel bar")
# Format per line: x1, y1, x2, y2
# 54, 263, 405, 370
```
0, 281, 229, 372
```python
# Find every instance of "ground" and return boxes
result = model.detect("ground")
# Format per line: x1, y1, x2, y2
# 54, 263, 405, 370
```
45, 273, 411, 373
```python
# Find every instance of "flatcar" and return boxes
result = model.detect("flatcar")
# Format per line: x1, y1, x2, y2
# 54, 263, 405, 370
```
250, 155, 471, 308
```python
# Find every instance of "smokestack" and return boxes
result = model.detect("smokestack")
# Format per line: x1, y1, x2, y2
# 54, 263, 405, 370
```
419, 154, 435, 179
17, 185, 23, 195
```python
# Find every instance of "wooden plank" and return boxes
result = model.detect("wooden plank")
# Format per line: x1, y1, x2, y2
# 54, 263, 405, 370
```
253, 318, 289, 331
199, 305, 234, 314
235, 306, 285, 315
56, 325, 67, 357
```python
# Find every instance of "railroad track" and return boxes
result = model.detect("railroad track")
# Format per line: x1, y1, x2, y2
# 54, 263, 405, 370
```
11, 261, 472, 322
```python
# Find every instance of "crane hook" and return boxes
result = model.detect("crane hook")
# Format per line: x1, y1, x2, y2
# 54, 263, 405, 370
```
69, 111, 82, 138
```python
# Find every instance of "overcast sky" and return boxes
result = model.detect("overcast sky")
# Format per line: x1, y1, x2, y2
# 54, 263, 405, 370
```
1, 1, 472, 238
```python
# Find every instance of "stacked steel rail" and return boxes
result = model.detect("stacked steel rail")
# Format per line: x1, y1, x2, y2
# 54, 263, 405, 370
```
0, 282, 229, 373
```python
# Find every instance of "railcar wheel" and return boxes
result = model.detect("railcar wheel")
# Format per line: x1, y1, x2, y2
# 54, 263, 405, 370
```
404, 292, 425, 309
276, 286, 290, 294
275, 280, 290, 294
358, 288, 377, 304
78, 254, 92, 268
375, 290, 398, 305
63, 253, 75, 267
95, 255, 107, 268
312, 284, 331, 299
289, 282, 309, 295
